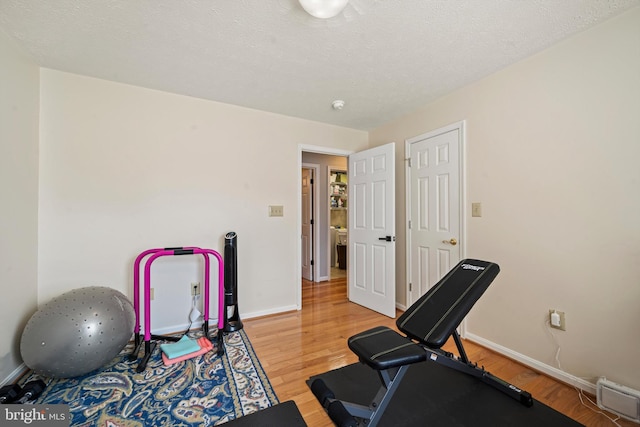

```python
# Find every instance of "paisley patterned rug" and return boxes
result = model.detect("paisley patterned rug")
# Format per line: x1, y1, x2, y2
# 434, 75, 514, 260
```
17, 330, 279, 426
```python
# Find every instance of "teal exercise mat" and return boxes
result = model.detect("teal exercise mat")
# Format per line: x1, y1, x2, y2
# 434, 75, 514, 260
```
308, 361, 584, 427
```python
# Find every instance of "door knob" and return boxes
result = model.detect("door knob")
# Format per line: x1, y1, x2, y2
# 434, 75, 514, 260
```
442, 238, 457, 245
378, 236, 396, 242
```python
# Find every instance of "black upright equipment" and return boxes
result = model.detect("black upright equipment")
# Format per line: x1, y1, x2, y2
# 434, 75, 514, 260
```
3, 380, 47, 404
0, 384, 21, 404
223, 231, 243, 332
310, 259, 533, 427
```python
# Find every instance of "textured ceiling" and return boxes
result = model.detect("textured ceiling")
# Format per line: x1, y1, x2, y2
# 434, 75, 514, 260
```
1, 0, 637, 130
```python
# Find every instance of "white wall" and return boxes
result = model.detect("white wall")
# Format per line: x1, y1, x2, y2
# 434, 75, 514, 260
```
38, 70, 368, 333
370, 7, 640, 391
0, 30, 40, 383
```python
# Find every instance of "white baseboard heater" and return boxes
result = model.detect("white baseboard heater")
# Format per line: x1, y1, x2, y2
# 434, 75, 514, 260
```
597, 377, 640, 424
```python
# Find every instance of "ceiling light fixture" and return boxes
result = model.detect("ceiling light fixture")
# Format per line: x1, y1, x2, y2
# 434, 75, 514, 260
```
332, 100, 345, 110
299, 0, 349, 19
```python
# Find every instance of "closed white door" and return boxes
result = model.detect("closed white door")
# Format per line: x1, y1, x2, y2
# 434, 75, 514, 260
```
407, 124, 462, 305
301, 167, 313, 281
348, 142, 396, 318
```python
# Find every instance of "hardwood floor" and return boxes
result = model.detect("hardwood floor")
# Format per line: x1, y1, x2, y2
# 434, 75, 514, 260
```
243, 278, 631, 427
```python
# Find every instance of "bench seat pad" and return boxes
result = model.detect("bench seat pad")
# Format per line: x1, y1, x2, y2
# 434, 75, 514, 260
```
347, 326, 426, 370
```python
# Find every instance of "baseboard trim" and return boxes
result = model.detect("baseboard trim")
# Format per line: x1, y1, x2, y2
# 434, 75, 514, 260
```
140, 305, 300, 336
1, 363, 27, 387
465, 332, 596, 395
243, 305, 299, 320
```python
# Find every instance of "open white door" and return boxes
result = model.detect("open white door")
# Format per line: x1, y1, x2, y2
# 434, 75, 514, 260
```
348, 143, 396, 318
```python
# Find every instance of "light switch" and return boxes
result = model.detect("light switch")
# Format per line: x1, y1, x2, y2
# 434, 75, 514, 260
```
472, 202, 482, 217
269, 205, 284, 217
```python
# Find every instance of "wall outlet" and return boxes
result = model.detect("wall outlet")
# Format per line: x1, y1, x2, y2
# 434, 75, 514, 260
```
549, 309, 566, 331
191, 282, 200, 296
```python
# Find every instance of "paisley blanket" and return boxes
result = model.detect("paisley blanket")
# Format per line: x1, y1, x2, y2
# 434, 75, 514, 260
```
18, 330, 278, 426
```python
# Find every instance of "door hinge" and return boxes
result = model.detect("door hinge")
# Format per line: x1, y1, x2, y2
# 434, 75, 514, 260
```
310, 178, 314, 184
311, 260, 314, 266
310, 219, 314, 225
409, 282, 413, 292
408, 220, 412, 229
406, 158, 412, 167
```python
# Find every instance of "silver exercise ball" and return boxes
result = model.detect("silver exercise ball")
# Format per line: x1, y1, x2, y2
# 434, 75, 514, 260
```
20, 286, 135, 378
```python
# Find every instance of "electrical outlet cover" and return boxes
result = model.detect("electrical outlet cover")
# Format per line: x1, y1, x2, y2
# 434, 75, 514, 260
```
548, 309, 566, 331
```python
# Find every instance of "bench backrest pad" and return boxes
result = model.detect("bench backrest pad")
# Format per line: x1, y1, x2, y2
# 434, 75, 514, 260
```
397, 259, 500, 349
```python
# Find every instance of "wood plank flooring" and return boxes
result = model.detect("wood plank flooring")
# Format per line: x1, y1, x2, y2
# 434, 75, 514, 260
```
243, 278, 632, 427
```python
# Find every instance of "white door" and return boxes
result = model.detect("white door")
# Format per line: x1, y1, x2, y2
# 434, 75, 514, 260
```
301, 167, 313, 281
348, 142, 396, 318
406, 123, 462, 306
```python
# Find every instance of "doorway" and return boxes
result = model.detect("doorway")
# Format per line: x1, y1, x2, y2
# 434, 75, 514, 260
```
298, 143, 397, 319
300, 151, 348, 284
328, 167, 348, 280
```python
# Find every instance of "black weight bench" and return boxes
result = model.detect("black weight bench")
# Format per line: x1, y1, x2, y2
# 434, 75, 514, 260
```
311, 259, 533, 427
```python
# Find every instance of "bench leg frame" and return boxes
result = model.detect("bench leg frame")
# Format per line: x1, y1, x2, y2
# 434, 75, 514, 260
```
425, 332, 533, 407
339, 365, 408, 427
